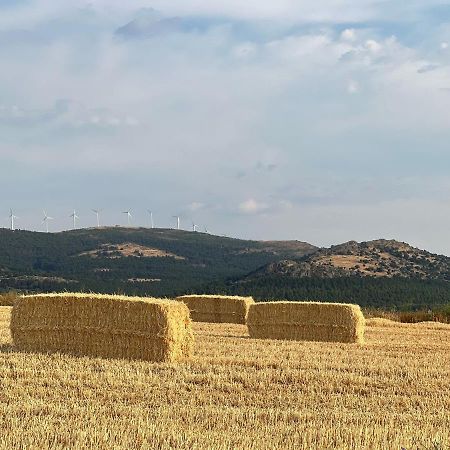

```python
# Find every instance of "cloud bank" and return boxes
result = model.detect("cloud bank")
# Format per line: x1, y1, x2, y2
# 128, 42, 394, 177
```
1, 1, 450, 253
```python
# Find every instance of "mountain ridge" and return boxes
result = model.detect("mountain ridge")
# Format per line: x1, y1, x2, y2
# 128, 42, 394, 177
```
245, 239, 450, 281
1, 228, 449, 309
0, 227, 317, 296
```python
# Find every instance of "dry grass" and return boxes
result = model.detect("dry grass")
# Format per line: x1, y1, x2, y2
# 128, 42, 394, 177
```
78, 243, 185, 259
0, 305, 449, 449
366, 317, 450, 331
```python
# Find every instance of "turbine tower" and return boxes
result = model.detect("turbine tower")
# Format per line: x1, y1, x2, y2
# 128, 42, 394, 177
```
172, 215, 180, 230
70, 210, 79, 230
192, 222, 197, 232
92, 209, 102, 228
122, 210, 132, 226
147, 210, 154, 229
9, 209, 18, 231
42, 210, 53, 233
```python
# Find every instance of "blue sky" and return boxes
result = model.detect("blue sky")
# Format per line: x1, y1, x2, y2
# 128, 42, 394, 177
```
1, 1, 450, 254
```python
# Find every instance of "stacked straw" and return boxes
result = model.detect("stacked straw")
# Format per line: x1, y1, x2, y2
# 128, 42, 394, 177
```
10, 293, 193, 362
247, 301, 365, 344
176, 295, 254, 324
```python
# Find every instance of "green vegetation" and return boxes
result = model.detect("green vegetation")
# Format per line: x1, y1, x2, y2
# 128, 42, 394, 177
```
1, 227, 450, 311
0, 227, 314, 297
203, 276, 450, 310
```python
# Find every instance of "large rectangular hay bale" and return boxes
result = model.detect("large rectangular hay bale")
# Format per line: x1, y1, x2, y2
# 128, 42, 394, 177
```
176, 295, 254, 324
10, 293, 193, 362
247, 301, 365, 344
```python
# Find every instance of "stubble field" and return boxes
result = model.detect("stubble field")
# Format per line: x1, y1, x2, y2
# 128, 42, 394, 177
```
0, 306, 449, 449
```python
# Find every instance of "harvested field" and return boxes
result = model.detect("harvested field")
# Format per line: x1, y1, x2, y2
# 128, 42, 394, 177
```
366, 317, 450, 330
177, 295, 254, 324
0, 305, 449, 449
10, 293, 193, 363
247, 301, 365, 344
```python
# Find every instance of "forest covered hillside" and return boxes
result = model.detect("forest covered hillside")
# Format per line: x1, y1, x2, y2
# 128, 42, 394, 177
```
1, 228, 450, 310
245, 239, 450, 281
0, 227, 316, 297
205, 240, 450, 310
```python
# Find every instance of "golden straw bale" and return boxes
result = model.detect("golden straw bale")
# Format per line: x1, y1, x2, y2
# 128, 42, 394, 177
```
247, 301, 365, 344
10, 293, 193, 362
0, 292, 17, 306
365, 317, 405, 328
176, 294, 254, 324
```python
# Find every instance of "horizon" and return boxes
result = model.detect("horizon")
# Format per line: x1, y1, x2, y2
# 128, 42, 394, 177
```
1, 2, 450, 254
2, 223, 449, 258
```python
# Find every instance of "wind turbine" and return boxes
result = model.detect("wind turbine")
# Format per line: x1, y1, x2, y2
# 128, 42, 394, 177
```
147, 210, 154, 229
9, 209, 18, 231
70, 210, 79, 230
172, 215, 180, 230
42, 210, 53, 233
92, 209, 102, 228
122, 210, 132, 226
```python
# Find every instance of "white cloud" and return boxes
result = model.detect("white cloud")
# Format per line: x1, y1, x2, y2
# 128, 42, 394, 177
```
365, 39, 382, 53
2, 0, 446, 30
341, 28, 356, 42
238, 199, 268, 214
441, 42, 449, 50
347, 80, 360, 94
187, 202, 205, 212
1, 3, 450, 252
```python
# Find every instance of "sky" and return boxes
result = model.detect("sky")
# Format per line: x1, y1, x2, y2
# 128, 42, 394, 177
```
1, 1, 450, 254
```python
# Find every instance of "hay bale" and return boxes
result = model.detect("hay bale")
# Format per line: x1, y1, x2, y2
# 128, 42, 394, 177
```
247, 301, 365, 344
365, 317, 402, 328
10, 293, 193, 362
0, 292, 17, 306
176, 295, 254, 324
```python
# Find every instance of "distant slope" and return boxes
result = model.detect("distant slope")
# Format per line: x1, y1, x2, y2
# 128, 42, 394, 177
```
246, 240, 450, 281
2, 230, 449, 309
0, 227, 317, 296
207, 240, 450, 309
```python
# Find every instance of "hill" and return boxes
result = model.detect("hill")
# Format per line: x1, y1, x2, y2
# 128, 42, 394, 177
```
1, 230, 450, 309
206, 240, 450, 310
0, 227, 316, 297
247, 239, 450, 280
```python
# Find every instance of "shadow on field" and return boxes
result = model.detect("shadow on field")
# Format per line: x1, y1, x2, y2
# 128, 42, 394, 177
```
202, 332, 251, 340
